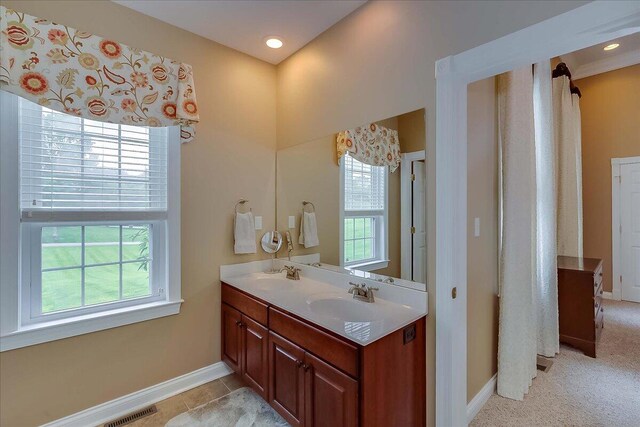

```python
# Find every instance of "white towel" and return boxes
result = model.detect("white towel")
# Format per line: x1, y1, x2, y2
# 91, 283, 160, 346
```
298, 211, 319, 248
234, 212, 256, 254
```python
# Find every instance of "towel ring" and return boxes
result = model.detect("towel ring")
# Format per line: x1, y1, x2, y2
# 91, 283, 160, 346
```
302, 201, 315, 213
235, 199, 251, 213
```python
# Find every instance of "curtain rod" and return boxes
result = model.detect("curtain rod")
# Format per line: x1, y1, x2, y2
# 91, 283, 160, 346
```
552, 62, 582, 98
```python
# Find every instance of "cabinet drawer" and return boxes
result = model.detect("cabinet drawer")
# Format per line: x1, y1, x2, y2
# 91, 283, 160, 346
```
269, 307, 359, 378
222, 283, 268, 326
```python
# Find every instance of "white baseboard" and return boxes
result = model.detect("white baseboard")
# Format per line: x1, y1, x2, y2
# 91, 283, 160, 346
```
602, 291, 615, 300
467, 373, 497, 424
43, 361, 233, 427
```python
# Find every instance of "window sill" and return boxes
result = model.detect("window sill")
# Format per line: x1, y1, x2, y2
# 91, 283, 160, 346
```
0, 299, 182, 352
347, 259, 389, 272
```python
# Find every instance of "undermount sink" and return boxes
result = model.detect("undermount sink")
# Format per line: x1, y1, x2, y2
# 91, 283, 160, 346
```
247, 274, 294, 291
307, 296, 384, 322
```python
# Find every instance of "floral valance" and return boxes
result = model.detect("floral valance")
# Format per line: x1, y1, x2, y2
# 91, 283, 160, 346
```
0, 6, 199, 142
336, 123, 401, 172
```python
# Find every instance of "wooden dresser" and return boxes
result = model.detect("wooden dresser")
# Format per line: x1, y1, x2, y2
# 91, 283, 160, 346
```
557, 256, 604, 358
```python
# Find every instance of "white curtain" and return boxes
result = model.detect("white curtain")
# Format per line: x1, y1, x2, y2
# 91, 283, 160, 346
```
497, 66, 538, 401
533, 62, 560, 357
553, 75, 584, 257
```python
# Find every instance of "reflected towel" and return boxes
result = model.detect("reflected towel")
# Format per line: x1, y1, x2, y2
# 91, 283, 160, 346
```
298, 211, 319, 248
234, 212, 256, 254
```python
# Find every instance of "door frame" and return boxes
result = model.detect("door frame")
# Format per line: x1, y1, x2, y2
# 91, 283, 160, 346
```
434, 2, 640, 425
611, 156, 640, 301
401, 150, 426, 281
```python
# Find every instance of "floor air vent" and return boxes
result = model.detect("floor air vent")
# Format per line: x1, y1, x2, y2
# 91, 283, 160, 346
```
536, 356, 554, 373
104, 405, 158, 427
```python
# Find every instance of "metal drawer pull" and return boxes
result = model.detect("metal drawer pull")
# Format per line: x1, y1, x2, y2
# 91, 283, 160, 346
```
303, 363, 311, 372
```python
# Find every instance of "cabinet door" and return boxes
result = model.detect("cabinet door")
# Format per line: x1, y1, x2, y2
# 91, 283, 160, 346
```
242, 314, 269, 400
305, 352, 358, 427
269, 332, 305, 427
222, 303, 242, 373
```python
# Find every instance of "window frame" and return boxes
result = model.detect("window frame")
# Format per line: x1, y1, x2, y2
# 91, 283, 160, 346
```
339, 154, 389, 271
0, 91, 182, 352
21, 221, 165, 326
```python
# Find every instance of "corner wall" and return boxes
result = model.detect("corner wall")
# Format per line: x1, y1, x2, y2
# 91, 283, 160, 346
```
0, 2, 277, 426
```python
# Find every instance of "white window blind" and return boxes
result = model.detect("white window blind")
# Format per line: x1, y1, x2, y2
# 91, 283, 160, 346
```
344, 154, 386, 211
19, 98, 167, 212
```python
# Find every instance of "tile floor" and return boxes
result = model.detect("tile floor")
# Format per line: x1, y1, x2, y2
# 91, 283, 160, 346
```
128, 373, 244, 426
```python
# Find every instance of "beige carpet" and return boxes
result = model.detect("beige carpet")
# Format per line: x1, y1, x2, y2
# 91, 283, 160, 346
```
472, 300, 640, 427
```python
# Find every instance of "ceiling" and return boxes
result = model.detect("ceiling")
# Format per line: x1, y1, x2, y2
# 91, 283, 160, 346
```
113, 0, 367, 64
561, 31, 640, 79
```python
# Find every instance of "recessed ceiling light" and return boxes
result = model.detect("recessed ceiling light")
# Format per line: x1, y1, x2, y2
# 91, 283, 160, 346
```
265, 37, 283, 49
603, 43, 620, 51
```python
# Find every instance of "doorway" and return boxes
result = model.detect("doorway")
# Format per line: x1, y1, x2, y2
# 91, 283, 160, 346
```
401, 151, 426, 283
434, 2, 640, 425
613, 157, 640, 303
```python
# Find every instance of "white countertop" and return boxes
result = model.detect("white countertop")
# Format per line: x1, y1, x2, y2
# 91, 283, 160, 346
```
220, 259, 428, 346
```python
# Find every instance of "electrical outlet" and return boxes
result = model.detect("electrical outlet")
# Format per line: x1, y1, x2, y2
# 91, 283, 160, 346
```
474, 217, 480, 237
255, 216, 263, 230
403, 323, 416, 345
288, 215, 295, 229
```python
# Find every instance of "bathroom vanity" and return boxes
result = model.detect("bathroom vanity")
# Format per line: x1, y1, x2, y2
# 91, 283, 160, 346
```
220, 260, 427, 426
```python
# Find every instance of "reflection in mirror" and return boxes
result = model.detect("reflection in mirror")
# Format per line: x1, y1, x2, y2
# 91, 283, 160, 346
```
277, 109, 427, 289
261, 231, 283, 254
261, 231, 283, 274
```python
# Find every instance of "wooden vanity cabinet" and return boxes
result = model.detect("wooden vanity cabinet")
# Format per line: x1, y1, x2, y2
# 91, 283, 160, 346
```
221, 302, 269, 399
268, 331, 358, 427
221, 303, 242, 373
304, 351, 358, 427
268, 331, 306, 426
241, 315, 269, 398
221, 282, 426, 427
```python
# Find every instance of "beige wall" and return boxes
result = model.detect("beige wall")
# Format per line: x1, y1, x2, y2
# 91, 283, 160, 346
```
578, 65, 640, 293
0, 0, 590, 425
276, 1, 585, 424
276, 135, 341, 264
466, 78, 500, 402
276, 111, 425, 280
0, 1, 277, 426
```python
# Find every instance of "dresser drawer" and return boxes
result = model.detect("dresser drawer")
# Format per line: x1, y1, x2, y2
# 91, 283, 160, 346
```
594, 268, 603, 291
594, 295, 602, 318
222, 282, 268, 326
594, 280, 603, 297
269, 307, 359, 378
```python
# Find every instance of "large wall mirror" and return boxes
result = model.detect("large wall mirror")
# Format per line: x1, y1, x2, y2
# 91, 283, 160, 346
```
276, 108, 427, 290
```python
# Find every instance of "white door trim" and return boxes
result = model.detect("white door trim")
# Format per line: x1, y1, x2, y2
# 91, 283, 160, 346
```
612, 156, 640, 302
401, 150, 426, 280
434, 2, 640, 425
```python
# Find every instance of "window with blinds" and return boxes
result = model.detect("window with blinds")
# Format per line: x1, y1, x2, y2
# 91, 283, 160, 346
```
342, 154, 388, 267
343, 154, 386, 211
19, 97, 167, 212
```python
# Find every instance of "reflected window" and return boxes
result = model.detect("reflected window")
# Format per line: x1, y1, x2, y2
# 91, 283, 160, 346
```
341, 154, 388, 270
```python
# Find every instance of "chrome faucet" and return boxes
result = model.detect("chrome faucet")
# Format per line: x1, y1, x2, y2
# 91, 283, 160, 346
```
347, 282, 379, 303
281, 265, 301, 280
285, 231, 293, 261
